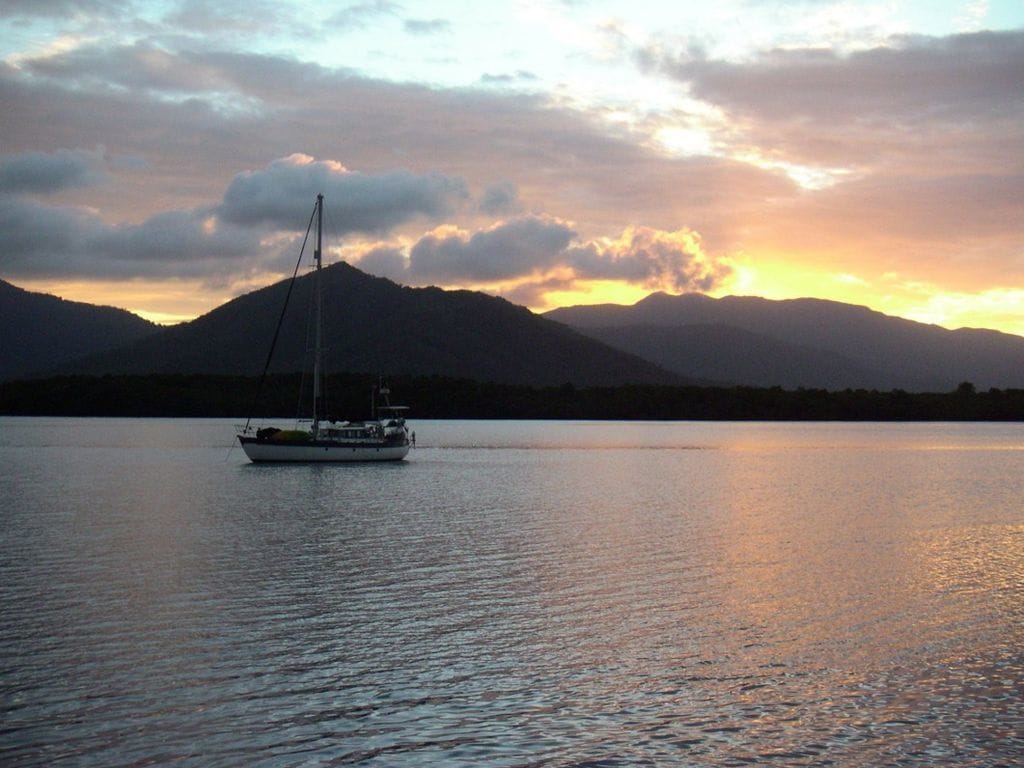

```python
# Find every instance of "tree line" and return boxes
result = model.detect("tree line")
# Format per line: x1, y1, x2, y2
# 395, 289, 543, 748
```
1, 373, 1022, 421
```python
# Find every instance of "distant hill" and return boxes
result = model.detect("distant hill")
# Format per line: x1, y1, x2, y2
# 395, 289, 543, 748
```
0, 279, 158, 381
579, 323, 882, 390
68, 263, 681, 387
545, 292, 1024, 391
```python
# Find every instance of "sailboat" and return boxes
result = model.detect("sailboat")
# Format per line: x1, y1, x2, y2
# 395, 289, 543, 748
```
237, 194, 412, 462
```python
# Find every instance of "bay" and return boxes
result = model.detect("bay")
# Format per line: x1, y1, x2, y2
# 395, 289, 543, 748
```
1, 417, 1022, 766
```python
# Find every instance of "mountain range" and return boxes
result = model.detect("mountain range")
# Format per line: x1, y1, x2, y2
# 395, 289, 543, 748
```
2, 266, 676, 387
4, 270, 1024, 392
544, 292, 1024, 391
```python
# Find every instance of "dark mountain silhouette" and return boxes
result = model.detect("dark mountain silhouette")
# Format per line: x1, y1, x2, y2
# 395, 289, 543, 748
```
68, 263, 681, 387
0, 278, 159, 381
14, 270, 1024, 393
545, 292, 1024, 391
580, 323, 882, 390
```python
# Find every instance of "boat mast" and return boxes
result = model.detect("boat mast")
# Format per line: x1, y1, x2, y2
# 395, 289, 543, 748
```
312, 193, 324, 436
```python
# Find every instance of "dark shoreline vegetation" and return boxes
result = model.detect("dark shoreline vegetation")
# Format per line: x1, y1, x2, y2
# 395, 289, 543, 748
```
2, 373, 1023, 421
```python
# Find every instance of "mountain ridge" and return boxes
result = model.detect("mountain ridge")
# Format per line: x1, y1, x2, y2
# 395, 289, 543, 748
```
0, 279, 159, 381
545, 292, 1024, 391
59, 263, 682, 387
7, 272, 1024, 392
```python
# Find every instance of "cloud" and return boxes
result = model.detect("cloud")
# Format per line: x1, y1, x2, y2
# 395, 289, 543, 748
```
0, 148, 106, 195
22, 41, 237, 97
95, 210, 255, 265
409, 217, 576, 283
675, 31, 1024, 124
327, 1, 401, 31
404, 18, 450, 35
0, 194, 257, 279
0, 0, 127, 18
480, 71, 539, 85
501, 275, 576, 308
485, 226, 735, 308
364, 216, 732, 295
650, 30, 1024, 169
0, 196, 105, 270
630, 27, 1024, 288
479, 181, 521, 215
353, 245, 408, 282
163, 0, 295, 34
1, 41, 780, 244
0, 152, 475, 281
217, 154, 469, 233
568, 226, 731, 292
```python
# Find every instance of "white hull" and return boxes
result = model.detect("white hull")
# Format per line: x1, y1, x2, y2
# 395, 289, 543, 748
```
239, 438, 410, 463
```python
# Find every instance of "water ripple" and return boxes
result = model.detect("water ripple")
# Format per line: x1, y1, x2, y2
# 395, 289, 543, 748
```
2, 419, 1022, 766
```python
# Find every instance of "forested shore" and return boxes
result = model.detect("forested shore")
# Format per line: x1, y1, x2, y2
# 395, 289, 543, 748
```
2, 373, 1023, 421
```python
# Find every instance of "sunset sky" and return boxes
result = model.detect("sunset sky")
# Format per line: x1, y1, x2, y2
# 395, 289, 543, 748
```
2, 1, 1022, 333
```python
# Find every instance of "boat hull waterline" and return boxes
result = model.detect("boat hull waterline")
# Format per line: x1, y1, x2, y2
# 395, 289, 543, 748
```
238, 437, 410, 463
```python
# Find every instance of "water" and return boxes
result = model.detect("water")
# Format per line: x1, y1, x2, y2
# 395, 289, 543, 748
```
2, 418, 1022, 766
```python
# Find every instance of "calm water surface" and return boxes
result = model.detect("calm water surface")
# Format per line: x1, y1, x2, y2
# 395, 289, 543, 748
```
1, 418, 1022, 766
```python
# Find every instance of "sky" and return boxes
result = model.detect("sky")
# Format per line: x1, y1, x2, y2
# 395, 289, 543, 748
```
1, 1, 1023, 333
